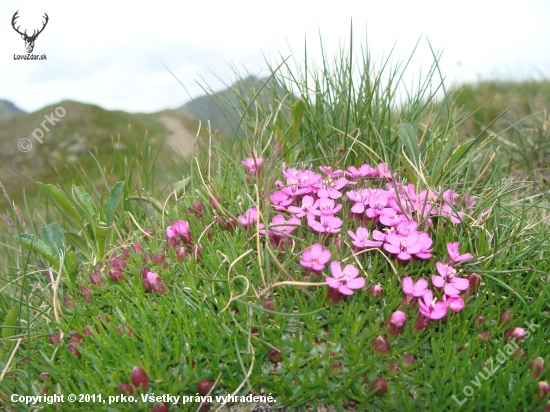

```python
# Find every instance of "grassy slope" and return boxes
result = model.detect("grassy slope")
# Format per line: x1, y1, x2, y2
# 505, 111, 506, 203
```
0, 56, 549, 412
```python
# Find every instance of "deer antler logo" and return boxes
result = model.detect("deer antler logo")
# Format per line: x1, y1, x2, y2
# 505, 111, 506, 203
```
11, 11, 49, 54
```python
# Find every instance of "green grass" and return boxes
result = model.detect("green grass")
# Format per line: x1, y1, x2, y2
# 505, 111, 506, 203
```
0, 36, 549, 412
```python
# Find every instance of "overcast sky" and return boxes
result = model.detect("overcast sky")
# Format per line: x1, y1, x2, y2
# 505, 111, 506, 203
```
1, 0, 549, 113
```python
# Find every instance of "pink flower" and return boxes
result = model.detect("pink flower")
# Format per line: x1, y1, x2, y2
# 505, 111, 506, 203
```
418, 290, 448, 320
173, 220, 190, 236
395, 220, 419, 236
432, 262, 470, 296
166, 226, 176, 239
388, 311, 406, 336
326, 262, 365, 295
237, 208, 258, 226
365, 190, 393, 218
446, 242, 473, 263
379, 208, 406, 227
401, 277, 428, 297
347, 227, 384, 249
260, 215, 300, 236
242, 157, 263, 174
307, 215, 343, 233
345, 164, 377, 179
444, 295, 465, 312
288, 195, 316, 218
415, 232, 433, 259
315, 177, 350, 199
300, 244, 332, 271
376, 163, 394, 179
310, 197, 342, 217
270, 190, 292, 210
145, 272, 166, 295
383, 232, 423, 261
346, 189, 371, 214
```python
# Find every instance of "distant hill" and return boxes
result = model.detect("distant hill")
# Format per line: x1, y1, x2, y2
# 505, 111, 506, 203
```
177, 76, 287, 137
0, 100, 201, 206
0, 99, 25, 122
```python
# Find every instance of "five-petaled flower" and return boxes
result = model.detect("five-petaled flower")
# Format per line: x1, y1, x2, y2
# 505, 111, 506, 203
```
326, 262, 365, 295
300, 244, 332, 272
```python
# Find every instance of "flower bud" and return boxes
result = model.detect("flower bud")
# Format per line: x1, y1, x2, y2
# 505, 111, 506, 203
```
330, 361, 343, 374
198, 402, 211, 411
388, 363, 401, 375
146, 272, 166, 296
373, 336, 389, 355
268, 348, 281, 362
121, 249, 130, 260
191, 200, 204, 218
371, 377, 387, 396
388, 311, 406, 336
499, 310, 513, 326
131, 241, 142, 255
118, 325, 134, 337
414, 315, 431, 332
109, 268, 124, 282
140, 266, 151, 279
475, 314, 486, 326
152, 403, 170, 412
401, 295, 416, 309
467, 273, 481, 293
334, 236, 342, 254
144, 252, 154, 263
118, 382, 134, 396
327, 287, 342, 303
539, 381, 550, 400
177, 247, 188, 263
80, 286, 92, 303
154, 252, 165, 265
83, 327, 94, 336
143, 228, 154, 242
263, 300, 275, 311
209, 197, 221, 210
369, 284, 383, 297
511, 348, 527, 362
191, 245, 202, 260
64, 295, 73, 309
68, 343, 81, 359
90, 273, 105, 286
49, 334, 61, 344
530, 357, 546, 379
478, 331, 491, 340
403, 355, 415, 366
198, 378, 214, 395
505, 327, 526, 344
70, 332, 83, 343
131, 367, 149, 391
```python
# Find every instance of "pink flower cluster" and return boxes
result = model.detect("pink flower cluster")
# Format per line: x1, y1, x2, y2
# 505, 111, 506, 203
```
402, 242, 473, 320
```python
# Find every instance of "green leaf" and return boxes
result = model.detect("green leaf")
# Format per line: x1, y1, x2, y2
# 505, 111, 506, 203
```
64, 232, 90, 255
72, 186, 97, 223
397, 123, 421, 169
105, 182, 125, 226
65, 251, 79, 285
15, 233, 59, 268
37, 183, 81, 223
2, 306, 19, 350
40, 222, 65, 258
290, 99, 306, 145
173, 177, 191, 197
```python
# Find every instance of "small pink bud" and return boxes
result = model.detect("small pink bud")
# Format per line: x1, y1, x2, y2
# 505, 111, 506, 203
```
373, 336, 389, 355
80, 286, 92, 303
268, 348, 281, 362
152, 403, 170, 412
143, 228, 154, 242
68, 343, 81, 359
327, 287, 342, 303
328, 351, 336, 357
401, 295, 416, 309
97, 313, 111, 326
83, 327, 94, 336
198, 378, 214, 395
414, 315, 431, 332
330, 361, 343, 374
222, 217, 237, 232
154, 252, 165, 265
511, 348, 527, 362
109, 268, 124, 282
177, 247, 188, 263
115, 258, 126, 269
475, 314, 486, 326
388, 363, 401, 375
64, 295, 73, 308
530, 357, 546, 379
118, 382, 134, 396
131, 241, 142, 255
403, 355, 415, 366
388, 311, 406, 336
117, 325, 134, 337
499, 310, 513, 326
144, 252, 154, 263
539, 381, 550, 400
209, 197, 221, 210
70, 332, 83, 343
334, 236, 342, 253
40, 372, 50, 381
198, 402, 211, 412
146, 272, 167, 295
131, 367, 149, 391
191, 200, 204, 217
369, 284, 383, 297
478, 331, 491, 340
143, 279, 153, 291
251, 327, 259, 335
505, 327, 526, 344
121, 249, 130, 260
371, 377, 387, 396
140, 267, 151, 279
90, 273, 105, 286
467, 273, 481, 292
263, 300, 275, 311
